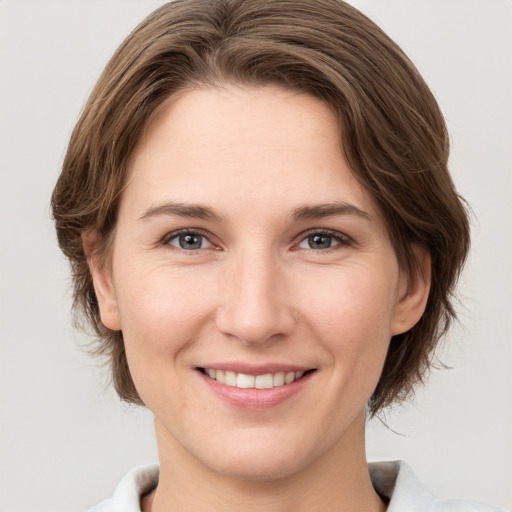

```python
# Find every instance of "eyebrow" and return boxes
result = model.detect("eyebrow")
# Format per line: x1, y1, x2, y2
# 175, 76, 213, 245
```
138, 202, 224, 222
291, 202, 372, 222
138, 200, 371, 223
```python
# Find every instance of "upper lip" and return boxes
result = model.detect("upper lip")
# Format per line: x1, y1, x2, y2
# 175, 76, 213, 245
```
196, 362, 314, 375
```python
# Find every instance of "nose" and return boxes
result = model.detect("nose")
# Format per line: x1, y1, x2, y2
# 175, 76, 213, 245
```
215, 248, 296, 346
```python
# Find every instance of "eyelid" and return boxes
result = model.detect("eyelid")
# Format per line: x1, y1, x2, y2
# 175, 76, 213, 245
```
161, 228, 219, 250
293, 228, 354, 250
158, 227, 353, 251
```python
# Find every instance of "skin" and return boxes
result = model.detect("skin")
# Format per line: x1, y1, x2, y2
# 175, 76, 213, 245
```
87, 85, 430, 512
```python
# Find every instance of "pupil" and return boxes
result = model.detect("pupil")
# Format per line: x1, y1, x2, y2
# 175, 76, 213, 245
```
309, 234, 331, 249
179, 234, 202, 250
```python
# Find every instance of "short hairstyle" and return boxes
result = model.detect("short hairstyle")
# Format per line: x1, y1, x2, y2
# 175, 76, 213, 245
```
51, 0, 470, 416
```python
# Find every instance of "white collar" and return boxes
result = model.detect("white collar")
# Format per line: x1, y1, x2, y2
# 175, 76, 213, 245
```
87, 460, 503, 511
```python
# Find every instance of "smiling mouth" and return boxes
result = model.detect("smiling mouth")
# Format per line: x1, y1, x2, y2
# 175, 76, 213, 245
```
198, 368, 316, 389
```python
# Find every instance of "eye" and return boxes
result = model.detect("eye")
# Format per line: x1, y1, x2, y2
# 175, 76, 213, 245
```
166, 231, 213, 250
297, 230, 351, 251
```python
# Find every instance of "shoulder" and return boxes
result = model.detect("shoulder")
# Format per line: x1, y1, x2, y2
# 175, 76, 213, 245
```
86, 464, 159, 512
369, 460, 506, 512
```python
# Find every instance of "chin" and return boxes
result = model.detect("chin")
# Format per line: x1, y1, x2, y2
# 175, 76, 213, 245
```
209, 451, 308, 482
193, 429, 324, 482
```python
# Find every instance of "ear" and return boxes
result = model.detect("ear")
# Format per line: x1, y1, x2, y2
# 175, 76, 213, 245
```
391, 245, 431, 336
82, 231, 121, 331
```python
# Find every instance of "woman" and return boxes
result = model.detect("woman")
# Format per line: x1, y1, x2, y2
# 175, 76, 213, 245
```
51, 0, 504, 510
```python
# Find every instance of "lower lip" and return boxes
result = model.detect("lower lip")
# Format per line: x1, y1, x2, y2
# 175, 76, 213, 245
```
198, 371, 313, 410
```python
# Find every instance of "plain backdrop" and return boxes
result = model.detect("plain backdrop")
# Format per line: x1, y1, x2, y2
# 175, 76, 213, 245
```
1, 1, 511, 510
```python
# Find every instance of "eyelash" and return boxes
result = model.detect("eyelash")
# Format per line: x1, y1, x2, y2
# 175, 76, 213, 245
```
160, 228, 353, 253
161, 228, 216, 251
293, 229, 353, 252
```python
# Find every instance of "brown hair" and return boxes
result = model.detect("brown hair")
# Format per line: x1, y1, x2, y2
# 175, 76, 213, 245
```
51, 0, 470, 416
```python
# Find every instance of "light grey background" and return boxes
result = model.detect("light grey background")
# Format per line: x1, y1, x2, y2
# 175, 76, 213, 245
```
1, 1, 511, 510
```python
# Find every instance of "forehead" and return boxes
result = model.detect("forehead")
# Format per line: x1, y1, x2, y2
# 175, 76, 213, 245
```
124, 85, 377, 220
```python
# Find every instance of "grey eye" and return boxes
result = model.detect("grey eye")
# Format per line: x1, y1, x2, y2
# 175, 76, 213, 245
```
306, 234, 334, 250
169, 233, 212, 250
297, 231, 348, 251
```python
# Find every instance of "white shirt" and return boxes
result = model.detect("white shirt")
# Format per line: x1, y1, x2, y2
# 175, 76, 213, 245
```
86, 460, 505, 511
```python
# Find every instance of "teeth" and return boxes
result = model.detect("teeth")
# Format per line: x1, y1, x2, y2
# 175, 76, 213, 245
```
273, 372, 285, 387
216, 369, 225, 384
284, 371, 295, 384
203, 368, 307, 389
255, 374, 273, 389
237, 373, 255, 388
225, 370, 237, 386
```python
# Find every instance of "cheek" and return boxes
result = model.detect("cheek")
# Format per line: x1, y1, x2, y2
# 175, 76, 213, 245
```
298, 264, 398, 370
113, 272, 215, 416
302, 264, 398, 331
112, 262, 217, 386
120, 272, 210, 335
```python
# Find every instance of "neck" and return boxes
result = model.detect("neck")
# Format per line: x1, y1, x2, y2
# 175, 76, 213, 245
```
146, 412, 386, 512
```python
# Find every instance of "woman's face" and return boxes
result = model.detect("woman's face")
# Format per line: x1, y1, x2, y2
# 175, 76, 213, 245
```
92, 85, 426, 480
